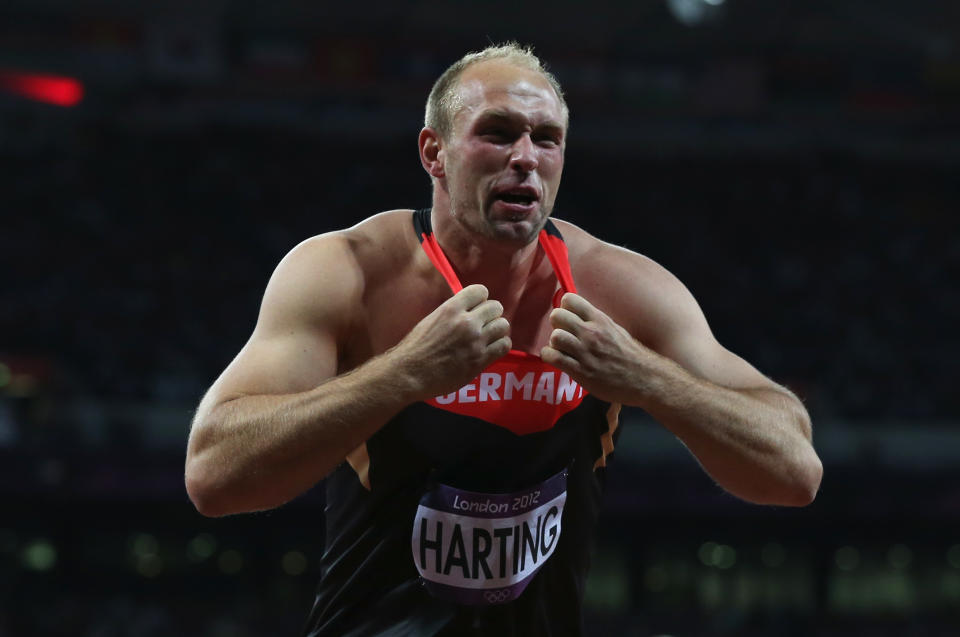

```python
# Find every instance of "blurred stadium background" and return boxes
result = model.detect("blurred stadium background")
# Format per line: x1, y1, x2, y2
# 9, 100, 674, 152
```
2, 0, 959, 635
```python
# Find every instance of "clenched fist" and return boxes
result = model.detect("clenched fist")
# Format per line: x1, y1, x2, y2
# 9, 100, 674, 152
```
391, 284, 512, 399
541, 292, 663, 405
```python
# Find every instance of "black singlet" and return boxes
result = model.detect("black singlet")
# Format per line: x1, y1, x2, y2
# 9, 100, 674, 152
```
302, 210, 622, 637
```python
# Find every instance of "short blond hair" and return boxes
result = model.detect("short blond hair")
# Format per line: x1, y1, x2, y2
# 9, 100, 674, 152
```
424, 42, 568, 139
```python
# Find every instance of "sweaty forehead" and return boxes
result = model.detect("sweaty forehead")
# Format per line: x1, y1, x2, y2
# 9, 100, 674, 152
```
453, 60, 565, 129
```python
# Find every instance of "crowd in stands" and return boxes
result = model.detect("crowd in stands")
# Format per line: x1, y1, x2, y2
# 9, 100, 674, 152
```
3, 123, 956, 435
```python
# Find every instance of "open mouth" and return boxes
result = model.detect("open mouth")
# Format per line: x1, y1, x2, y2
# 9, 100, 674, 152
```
493, 186, 540, 210
496, 192, 537, 206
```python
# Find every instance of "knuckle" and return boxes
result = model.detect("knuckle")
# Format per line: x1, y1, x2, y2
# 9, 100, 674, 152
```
470, 325, 484, 341
456, 312, 477, 331
581, 325, 600, 345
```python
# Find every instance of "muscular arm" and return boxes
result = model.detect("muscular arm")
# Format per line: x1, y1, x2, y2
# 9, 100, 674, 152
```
543, 240, 822, 506
185, 233, 511, 517
185, 234, 415, 517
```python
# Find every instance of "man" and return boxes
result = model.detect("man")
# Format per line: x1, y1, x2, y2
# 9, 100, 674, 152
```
185, 43, 822, 636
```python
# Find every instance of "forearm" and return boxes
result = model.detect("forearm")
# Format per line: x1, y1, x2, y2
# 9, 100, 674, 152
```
639, 356, 822, 506
185, 352, 420, 517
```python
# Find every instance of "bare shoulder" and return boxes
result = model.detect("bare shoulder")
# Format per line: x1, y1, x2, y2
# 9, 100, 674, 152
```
341, 208, 421, 278
552, 218, 701, 349
553, 218, 781, 392
258, 209, 417, 335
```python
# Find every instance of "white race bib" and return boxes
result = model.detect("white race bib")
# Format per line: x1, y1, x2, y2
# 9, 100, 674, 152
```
411, 469, 567, 605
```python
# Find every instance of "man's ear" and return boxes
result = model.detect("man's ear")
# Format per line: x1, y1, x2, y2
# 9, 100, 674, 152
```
418, 127, 445, 178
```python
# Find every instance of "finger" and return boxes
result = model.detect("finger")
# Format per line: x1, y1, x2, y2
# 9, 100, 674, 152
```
540, 345, 581, 374
549, 307, 585, 334
559, 293, 596, 320
547, 328, 580, 355
472, 299, 504, 325
481, 316, 510, 343
486, 335, 512, 359
455, 284, 489, 309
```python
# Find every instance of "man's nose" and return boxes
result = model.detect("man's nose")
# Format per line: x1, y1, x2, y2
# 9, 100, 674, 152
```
509, 134, 538, 172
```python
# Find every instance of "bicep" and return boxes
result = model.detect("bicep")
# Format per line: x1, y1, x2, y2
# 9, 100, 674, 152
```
206, 325, 338, 406
659, 319, 773, 392
650, 279, 781, 392
198, 234, 358, 413
596, 244, 779, 392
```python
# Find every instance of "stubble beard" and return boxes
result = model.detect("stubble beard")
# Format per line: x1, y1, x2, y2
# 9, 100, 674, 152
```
450, 196, 551, 247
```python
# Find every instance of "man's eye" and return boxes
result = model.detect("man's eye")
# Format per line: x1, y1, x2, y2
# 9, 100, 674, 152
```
483, 130, 509, 141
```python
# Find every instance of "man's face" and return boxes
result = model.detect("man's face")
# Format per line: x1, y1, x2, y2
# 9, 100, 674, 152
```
438, 60, 567, 246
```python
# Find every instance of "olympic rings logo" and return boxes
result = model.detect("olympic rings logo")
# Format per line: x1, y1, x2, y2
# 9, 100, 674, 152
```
483, 588, 512, 604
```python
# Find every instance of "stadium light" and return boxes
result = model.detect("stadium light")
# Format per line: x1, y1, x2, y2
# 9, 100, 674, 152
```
0, 70, 84, 107
666, 0, 726, 26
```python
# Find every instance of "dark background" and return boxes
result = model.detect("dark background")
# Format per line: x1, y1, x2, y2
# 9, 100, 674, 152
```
2, 1, 959, 635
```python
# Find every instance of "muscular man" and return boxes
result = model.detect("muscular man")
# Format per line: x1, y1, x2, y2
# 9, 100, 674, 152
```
185, 44, 822, 636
